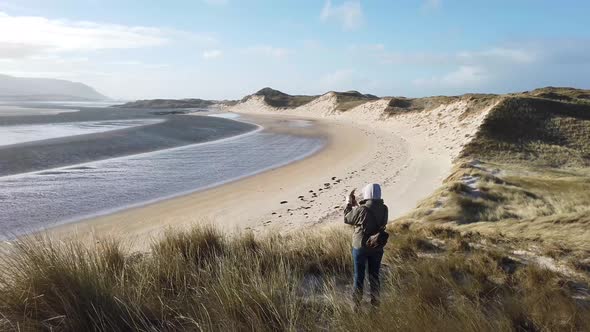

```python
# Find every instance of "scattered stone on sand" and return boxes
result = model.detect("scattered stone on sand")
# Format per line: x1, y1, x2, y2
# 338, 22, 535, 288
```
331, 176, 337, 180
280, 201, 288, 204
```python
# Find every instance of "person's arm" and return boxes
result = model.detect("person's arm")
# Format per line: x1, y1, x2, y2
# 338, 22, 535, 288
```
344, 204, 355, 225
344, 189, 358, 225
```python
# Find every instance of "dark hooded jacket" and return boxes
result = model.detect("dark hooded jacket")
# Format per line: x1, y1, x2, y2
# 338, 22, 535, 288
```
344, 199, 388, 249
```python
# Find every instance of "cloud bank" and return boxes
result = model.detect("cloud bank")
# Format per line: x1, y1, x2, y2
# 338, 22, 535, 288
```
0, 12, 171, 58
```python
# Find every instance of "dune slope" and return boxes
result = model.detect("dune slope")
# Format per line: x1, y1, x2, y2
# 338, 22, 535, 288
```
231, 90, 498, 221
232, 87, 590, 253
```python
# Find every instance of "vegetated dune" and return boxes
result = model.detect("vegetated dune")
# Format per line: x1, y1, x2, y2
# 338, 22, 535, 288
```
232, 87, 500, 220
242, 88, 379, 112
236, 88, 500, 165
233, 87, 590, 252
246, 87, 318, 108
403, 88, 590, 251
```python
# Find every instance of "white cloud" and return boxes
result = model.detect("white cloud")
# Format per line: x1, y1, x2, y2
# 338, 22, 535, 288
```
413, 66, 487, 87
107, 60, 170, 69
0, 12, 216, 60
242, 45, 290, 58
442, 65, 486, 85
0, 42, 49, 59
202, 49, 223, 59
378, 47, 535, 66
458, 47, 535, 64
320, 0, 363, 30
0, 12, 170, 57
379, 51, 452, 65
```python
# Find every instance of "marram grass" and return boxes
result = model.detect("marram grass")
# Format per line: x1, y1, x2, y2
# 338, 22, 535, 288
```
0, 224, 588, 331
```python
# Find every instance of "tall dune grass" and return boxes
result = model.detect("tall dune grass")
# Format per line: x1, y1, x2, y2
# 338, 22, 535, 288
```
0, 224, 588, 331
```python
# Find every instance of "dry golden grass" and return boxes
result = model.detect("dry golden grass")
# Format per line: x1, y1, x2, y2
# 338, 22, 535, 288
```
252, 87, 317, 108
333, 91, 378, 112
400, 89, 590, 258
1, 224, 588, 331
522, 87, 590, 104
382, 94, 496, 117
462, 96, 590, 167
406, 161, 590, 252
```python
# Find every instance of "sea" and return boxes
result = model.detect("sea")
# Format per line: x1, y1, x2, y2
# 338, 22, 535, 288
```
0, 102, 324, 238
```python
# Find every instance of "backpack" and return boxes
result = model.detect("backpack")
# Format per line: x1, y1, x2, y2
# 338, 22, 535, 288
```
362, 206, 389, 249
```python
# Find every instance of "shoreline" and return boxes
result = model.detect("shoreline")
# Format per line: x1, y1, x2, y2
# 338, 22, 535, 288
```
7, 94, 484, 251
38, 113, 379, 249
3, 93, 487, 253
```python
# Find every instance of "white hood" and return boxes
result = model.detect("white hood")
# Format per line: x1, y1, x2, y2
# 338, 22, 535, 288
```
363, 183, 382, 200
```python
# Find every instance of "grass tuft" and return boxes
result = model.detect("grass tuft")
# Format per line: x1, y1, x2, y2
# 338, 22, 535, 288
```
1, 225, 588, 331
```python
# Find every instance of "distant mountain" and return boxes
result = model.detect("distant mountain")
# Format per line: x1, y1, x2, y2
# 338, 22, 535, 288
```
0, 74, 107, 101
115, 98, 238, 109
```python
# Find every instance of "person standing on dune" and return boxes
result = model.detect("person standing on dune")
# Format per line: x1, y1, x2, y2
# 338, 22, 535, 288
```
344, 183, 389, 308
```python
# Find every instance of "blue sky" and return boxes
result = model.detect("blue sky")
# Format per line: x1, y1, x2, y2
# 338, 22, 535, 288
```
0, 0, 589, 100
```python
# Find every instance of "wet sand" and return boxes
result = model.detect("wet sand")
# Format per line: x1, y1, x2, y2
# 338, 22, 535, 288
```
42, 113, 388, 249
0, 114, 256, 176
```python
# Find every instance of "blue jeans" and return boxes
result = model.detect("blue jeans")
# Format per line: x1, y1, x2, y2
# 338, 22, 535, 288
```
352, 247, 384, 305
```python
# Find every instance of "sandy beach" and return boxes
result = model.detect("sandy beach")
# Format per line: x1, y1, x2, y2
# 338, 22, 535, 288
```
42, 113, 385, 247
36, 94, 492, 249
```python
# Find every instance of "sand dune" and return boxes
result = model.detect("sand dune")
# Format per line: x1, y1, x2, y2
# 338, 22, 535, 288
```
230, 93, 498, 221
36, 92, 498, 248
